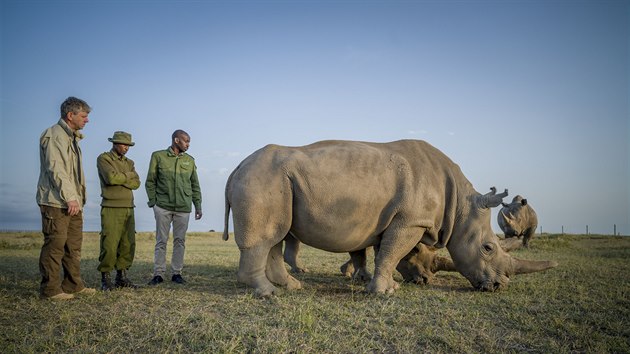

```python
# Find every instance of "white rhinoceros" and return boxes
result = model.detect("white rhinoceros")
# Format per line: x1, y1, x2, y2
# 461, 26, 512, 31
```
498, 195, 538, 247
284, 233, 523, 285
223, 140, 557, 297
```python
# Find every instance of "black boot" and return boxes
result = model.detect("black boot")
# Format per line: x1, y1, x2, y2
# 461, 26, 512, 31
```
101, 272, 115, 291
115, 269, 138, 289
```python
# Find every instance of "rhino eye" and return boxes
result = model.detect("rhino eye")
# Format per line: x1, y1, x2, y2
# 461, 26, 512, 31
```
482, 242, 495, 253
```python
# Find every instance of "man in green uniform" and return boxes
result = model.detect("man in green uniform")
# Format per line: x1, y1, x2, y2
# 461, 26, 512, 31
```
146, 129, 202, 285
97, 131, 141, 290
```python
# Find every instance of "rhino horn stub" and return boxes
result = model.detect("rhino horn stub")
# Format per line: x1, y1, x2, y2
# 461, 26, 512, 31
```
512, 257, 558, 275
478, 187, 509, 209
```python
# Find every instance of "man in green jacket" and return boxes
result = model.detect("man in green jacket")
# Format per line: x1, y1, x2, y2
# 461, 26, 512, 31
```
145, 130, 202, 285
36, 96, 96, 300
97, 131, 141, 290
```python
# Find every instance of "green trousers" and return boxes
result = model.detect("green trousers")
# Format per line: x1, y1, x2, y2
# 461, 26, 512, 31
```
98, 207, 136, 272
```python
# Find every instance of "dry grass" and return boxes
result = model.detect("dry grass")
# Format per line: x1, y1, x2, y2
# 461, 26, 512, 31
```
0, 232, 629, 353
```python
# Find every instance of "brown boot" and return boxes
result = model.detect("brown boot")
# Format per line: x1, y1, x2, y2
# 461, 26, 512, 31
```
101, 272, 115, 291
115, 269, 138, 289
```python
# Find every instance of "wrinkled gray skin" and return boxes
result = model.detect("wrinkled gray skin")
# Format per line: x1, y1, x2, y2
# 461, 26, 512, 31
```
224, 140, 557, 297
498, 195, 538, 248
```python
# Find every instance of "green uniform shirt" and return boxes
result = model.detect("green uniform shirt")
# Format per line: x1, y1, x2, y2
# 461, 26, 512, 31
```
97, 150, 140, 207
145, 147, 202, 213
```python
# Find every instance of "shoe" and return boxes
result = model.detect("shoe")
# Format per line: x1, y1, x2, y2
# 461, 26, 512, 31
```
75, 287, 96, 295
171, 274, 186, 284
148, 275, 164, 286
101, 272, 115, 291
43, 292, 74, 300
115, 270, 138, 289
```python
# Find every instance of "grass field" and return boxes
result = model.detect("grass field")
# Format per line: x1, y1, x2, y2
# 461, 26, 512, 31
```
1, 231, 629, 353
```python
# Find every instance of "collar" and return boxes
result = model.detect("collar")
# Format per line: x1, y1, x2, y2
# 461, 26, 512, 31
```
167, 146, 184, 157
109, 149, 127, 161
57, 119, 84, 140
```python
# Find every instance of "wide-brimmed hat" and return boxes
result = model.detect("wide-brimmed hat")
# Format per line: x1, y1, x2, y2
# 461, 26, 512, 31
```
108, 131, 135, 146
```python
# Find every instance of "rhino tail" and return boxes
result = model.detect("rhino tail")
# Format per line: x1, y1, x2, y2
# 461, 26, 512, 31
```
223, 168, 236, 241
223, 198, 231, 241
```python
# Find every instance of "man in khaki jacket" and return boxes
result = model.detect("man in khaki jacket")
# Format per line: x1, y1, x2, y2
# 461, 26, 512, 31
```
36, 96, 96, 300
97, 131, 141, 290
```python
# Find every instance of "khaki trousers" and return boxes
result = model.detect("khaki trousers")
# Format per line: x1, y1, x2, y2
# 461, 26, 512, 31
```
152, 205, 190, 277
38, 205, 86, 297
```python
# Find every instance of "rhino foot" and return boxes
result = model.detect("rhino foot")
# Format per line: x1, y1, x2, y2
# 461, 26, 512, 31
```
340, 261, 354, 277
366, 275, 399, 294
352, 268, 373, 282
286, 275, 302, 290
290, 266, 309, 274
254, 283, 279, 298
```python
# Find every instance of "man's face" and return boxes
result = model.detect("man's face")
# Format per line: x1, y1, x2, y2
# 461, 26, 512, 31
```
66, 111, 89, 130
113, 143, 130, 156
174, 134, 190, 152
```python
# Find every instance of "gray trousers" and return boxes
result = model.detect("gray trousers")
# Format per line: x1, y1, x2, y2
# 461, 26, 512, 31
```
152, 205, 190, 277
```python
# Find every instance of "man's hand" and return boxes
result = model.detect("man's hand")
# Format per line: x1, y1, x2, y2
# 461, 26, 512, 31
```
67, 200, 81, 216
195, 210, 203, 220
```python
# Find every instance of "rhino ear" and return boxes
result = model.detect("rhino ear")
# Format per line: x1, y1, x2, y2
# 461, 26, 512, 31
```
521, 199, 528, 206
477, 187, 508, 209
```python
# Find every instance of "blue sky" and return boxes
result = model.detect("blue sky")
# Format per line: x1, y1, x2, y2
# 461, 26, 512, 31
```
1, 0, 628, 235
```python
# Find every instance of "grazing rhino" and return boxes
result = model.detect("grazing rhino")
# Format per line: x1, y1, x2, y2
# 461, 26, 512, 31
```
285, 234, 522, 285
223, 140, 557, 297
498, 195, 538, 247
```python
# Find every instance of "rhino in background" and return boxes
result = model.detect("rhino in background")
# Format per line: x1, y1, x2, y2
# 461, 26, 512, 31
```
224, 139, 557, 297
498, 195, 538, 248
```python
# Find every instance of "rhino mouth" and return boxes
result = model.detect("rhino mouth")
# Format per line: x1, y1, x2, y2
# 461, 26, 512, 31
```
475, 279, 508, 292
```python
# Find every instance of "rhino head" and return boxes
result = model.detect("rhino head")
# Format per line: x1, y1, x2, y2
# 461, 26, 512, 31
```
447, 188, 557, 291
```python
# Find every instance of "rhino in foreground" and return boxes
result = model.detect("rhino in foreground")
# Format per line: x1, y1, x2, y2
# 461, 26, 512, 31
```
498, 195, 538, 247
223, 140, 557, 297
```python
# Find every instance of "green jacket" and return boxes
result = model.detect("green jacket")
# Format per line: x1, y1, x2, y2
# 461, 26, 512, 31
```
97, 150, 140, 208
145, 147, 202, 213
36, 119, 86, 209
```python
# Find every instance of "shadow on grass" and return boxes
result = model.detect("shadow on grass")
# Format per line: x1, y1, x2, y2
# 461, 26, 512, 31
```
0, 254, 473, 302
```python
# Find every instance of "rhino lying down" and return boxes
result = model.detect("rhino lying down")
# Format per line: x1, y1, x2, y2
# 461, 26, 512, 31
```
284, 234, 523, 285
224, 139, 557, 297
498, 195, 538, 247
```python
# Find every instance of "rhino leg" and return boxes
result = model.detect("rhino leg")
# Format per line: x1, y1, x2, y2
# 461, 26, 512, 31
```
237, 244, 279, 297
522, 228, 535, 248
367, 226, 423, 294
283, 233, 309, 273
266, 242, 302, 290
349, 249, 372, 282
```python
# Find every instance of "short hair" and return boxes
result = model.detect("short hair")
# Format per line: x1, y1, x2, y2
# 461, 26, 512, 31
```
172, 129, 189, 141
60, 96, 91, 118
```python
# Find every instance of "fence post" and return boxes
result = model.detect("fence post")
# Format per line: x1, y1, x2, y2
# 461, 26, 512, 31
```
562, 225, 564, 235
586, 225, 589, 235
614, 224, 616, 236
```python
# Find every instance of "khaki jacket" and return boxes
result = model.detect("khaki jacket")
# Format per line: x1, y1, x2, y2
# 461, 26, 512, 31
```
36, 119, 86, 209
97, 150, 141, 208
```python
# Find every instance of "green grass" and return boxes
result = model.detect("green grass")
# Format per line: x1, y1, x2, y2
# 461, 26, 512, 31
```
1, 232, 629, 353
